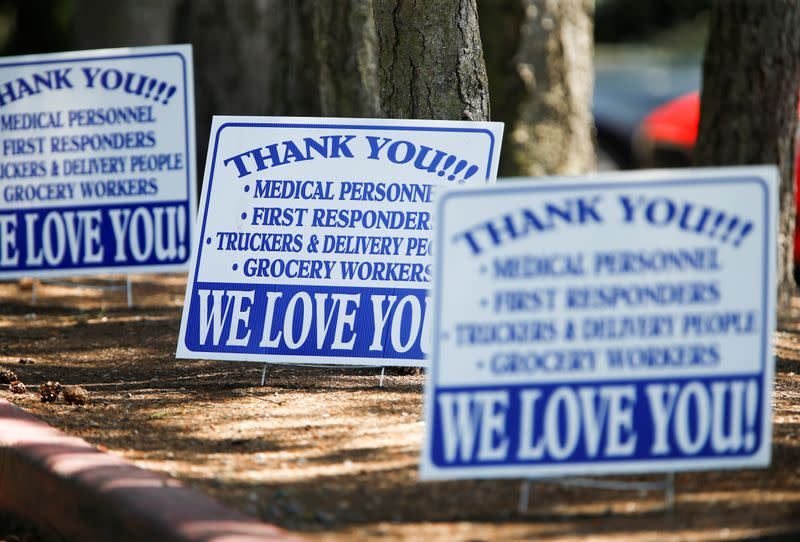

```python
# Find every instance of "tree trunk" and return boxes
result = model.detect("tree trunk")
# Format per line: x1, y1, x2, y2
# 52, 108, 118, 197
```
176, 0, 383, 173
695, 0, 800, 311
372, 0, 490, 375
72, 0, 180, 48
478, 0, 595, 177
310, 0, 382, 117
373, 0, 490, 121
174, 0, 313, 175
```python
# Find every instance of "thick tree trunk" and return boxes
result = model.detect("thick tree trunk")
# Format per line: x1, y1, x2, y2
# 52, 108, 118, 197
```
176, 0, 382, 173
479, 0, 595, 177
310, 0, 382, 117
372, 0, 489, 375
181, 0, 381, 119
373, 0, 490, 121
174, 0, 314, 174
695, 0, 800, 311
72, 0, 180, 48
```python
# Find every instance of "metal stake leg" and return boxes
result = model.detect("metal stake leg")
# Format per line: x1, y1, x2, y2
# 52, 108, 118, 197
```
126, 275, 133, 308
31, 282, 37, 305
517, 480, 530, 515
379, 367, 385, 387
665, 472, 675, 511
261, 362, 268, 386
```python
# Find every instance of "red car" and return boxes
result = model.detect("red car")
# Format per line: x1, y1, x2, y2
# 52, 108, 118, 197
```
635, 91, 800, 282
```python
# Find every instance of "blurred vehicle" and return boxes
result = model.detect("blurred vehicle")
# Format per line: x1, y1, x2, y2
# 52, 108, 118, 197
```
623, 89, 800, 283
593, 60, 700, 170
635, 91, 698, 168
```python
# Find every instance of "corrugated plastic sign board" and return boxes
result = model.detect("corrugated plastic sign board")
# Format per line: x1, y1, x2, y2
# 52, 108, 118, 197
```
177, 117, 503, 366
0, 45, 196, 278
422, 167, 777, 479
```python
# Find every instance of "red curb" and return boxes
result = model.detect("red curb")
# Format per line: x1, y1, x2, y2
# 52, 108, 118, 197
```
0, 399, 303, 542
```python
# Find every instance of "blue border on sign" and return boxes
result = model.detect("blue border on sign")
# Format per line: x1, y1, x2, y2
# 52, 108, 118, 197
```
0, 51, 193, 219
190, 121, 497, 297
432, 175, 771, 386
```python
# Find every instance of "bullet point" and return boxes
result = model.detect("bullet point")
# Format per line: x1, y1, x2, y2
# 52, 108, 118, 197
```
480, 298, 488, 307
244, 185, 250, 193
476, 360, 484, 369
479, 265, 487, 274
241, 212, 247, 220
441, 332, 449, 341
206, 237, 211, 245
232, 263, 238, 271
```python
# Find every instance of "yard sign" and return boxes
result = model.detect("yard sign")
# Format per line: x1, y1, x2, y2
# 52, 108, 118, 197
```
0, 45, 196, 278
177, 116, 503, 366
421, 167, 777, 479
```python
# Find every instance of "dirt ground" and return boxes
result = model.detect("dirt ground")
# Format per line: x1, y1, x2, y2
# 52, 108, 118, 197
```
1, 274, 799, 541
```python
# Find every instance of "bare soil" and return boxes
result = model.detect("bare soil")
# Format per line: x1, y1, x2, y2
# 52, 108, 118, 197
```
1, 275, 799, 541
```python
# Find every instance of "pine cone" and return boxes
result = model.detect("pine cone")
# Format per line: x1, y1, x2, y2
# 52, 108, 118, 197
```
9, 380, 26, 394
39, 381, 62, 403
63, 386, 89, 406
0, 368, 18, 384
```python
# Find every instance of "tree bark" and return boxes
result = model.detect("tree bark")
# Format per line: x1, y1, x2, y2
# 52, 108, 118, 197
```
310, 0, 382, 117
176, 0, 383, 172
174, 0, 313, 172
479, 0, 595, 177
72, 0, 181, 48
695, 0, 800, 311
373, 0, 490, 121
372, 0, 490, 375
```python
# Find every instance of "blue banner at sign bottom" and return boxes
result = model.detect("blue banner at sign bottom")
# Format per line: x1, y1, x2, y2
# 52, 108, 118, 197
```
430, 376, 763, 467
183, 282, 431, 360
0, 201, 190, 273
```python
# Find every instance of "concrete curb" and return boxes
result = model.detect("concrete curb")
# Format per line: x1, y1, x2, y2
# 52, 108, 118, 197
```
0, 399, 302, 541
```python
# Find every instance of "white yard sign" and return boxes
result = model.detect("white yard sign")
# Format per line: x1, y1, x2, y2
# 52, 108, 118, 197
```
421, 167, 777, 479
0, 45, 196, 278
177, 117, 503, 366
